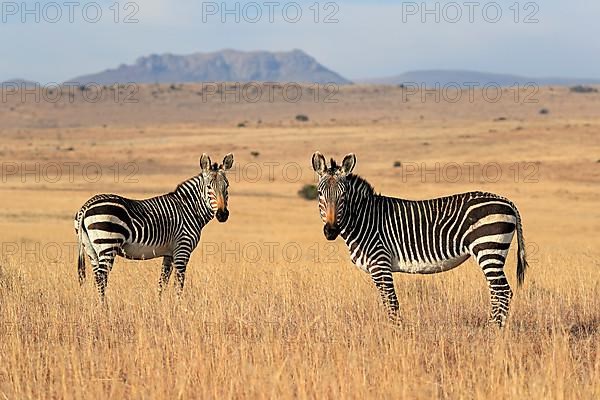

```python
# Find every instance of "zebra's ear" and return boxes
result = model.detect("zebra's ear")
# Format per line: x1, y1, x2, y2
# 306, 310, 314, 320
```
341, 153, 356, 175
222, 153, 234, 170
312, 151, 327, 175
200, 153, 212, 171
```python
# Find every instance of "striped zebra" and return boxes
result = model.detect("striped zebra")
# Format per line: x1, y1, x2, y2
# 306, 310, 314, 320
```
74, 153, 234, 301
311, 152, 528, 327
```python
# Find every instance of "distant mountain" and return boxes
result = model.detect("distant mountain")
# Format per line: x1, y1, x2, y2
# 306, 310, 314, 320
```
359, 70, 600, 87
70, 49, 351, 85
1, 78, 39, 88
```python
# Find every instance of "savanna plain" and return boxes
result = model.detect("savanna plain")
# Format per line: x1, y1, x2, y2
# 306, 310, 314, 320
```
0, 84, 599, 399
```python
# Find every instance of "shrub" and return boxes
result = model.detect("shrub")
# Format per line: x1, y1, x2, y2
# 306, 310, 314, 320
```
298, 184, 318, 200
295, 114, 309, 122
570, 85, 598, 94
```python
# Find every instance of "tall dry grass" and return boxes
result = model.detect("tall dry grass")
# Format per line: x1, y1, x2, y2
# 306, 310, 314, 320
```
1, 245, 598, 399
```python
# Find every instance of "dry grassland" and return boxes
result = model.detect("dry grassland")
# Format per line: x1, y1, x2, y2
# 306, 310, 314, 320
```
0, 85, 599, 398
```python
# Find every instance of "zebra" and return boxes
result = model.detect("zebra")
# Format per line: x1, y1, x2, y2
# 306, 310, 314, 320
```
74, 153, 234, 301
311, 151, 528, 327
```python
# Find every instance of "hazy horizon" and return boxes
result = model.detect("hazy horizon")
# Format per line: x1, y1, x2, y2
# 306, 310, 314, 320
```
1, 0, 598, 83
4, 51, 600, 85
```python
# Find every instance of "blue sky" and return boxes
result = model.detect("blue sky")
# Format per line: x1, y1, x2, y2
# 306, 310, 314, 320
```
1, 0, 598, 83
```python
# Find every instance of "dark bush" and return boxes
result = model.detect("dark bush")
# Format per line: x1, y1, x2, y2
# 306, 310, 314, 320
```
250, 151, 260, 157
298, 184, 318, 200
393, 161, 402, 168
295, 114, 309, 122
570, 85, 598, 93
539, 108, 550, 115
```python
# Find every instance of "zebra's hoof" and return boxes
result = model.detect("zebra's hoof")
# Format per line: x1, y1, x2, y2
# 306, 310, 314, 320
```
388, 315, 404, 327
487, 317, 507, 329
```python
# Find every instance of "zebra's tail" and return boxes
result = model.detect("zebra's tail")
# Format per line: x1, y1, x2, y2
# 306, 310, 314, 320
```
75, 211, 86, 285
513, 204, 528, 286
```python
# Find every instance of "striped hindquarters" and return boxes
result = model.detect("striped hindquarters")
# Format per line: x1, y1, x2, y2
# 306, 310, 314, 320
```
459, 194, 517, 255
77, 195, 134, 257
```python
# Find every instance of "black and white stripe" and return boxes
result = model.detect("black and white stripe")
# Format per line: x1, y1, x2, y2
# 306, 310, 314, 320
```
312, 152, 527, 327
74, 153, 233, 300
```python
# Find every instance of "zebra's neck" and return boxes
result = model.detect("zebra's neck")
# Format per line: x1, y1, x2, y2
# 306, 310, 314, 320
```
172, 175, 214, 225
339, 174, 376, 239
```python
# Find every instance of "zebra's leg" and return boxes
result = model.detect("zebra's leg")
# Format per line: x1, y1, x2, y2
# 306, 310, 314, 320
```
474, 250, 513, 327
94, 247, 117, 303
172, 246, 192, 297
93, 270, 108, 303
158, 255, 173, 296
173, 262, 189, 298
368, 261, 401, 323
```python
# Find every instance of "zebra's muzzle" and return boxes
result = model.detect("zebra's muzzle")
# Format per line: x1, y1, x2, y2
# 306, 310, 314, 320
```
323, 223, 340, 240
216, 208, 229, 222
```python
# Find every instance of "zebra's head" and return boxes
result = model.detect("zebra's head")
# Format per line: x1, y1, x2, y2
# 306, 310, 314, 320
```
200, 153, 234, 223
311, 151, 356, 240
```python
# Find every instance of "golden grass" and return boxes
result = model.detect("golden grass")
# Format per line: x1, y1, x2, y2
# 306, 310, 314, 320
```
1, 248, 599, 399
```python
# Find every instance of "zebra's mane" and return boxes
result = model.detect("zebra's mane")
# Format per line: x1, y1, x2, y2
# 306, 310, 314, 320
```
328, 158, 338, 174
173, 174, 203, 196
173, 163, 220, 194
346, 173, 376, 196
